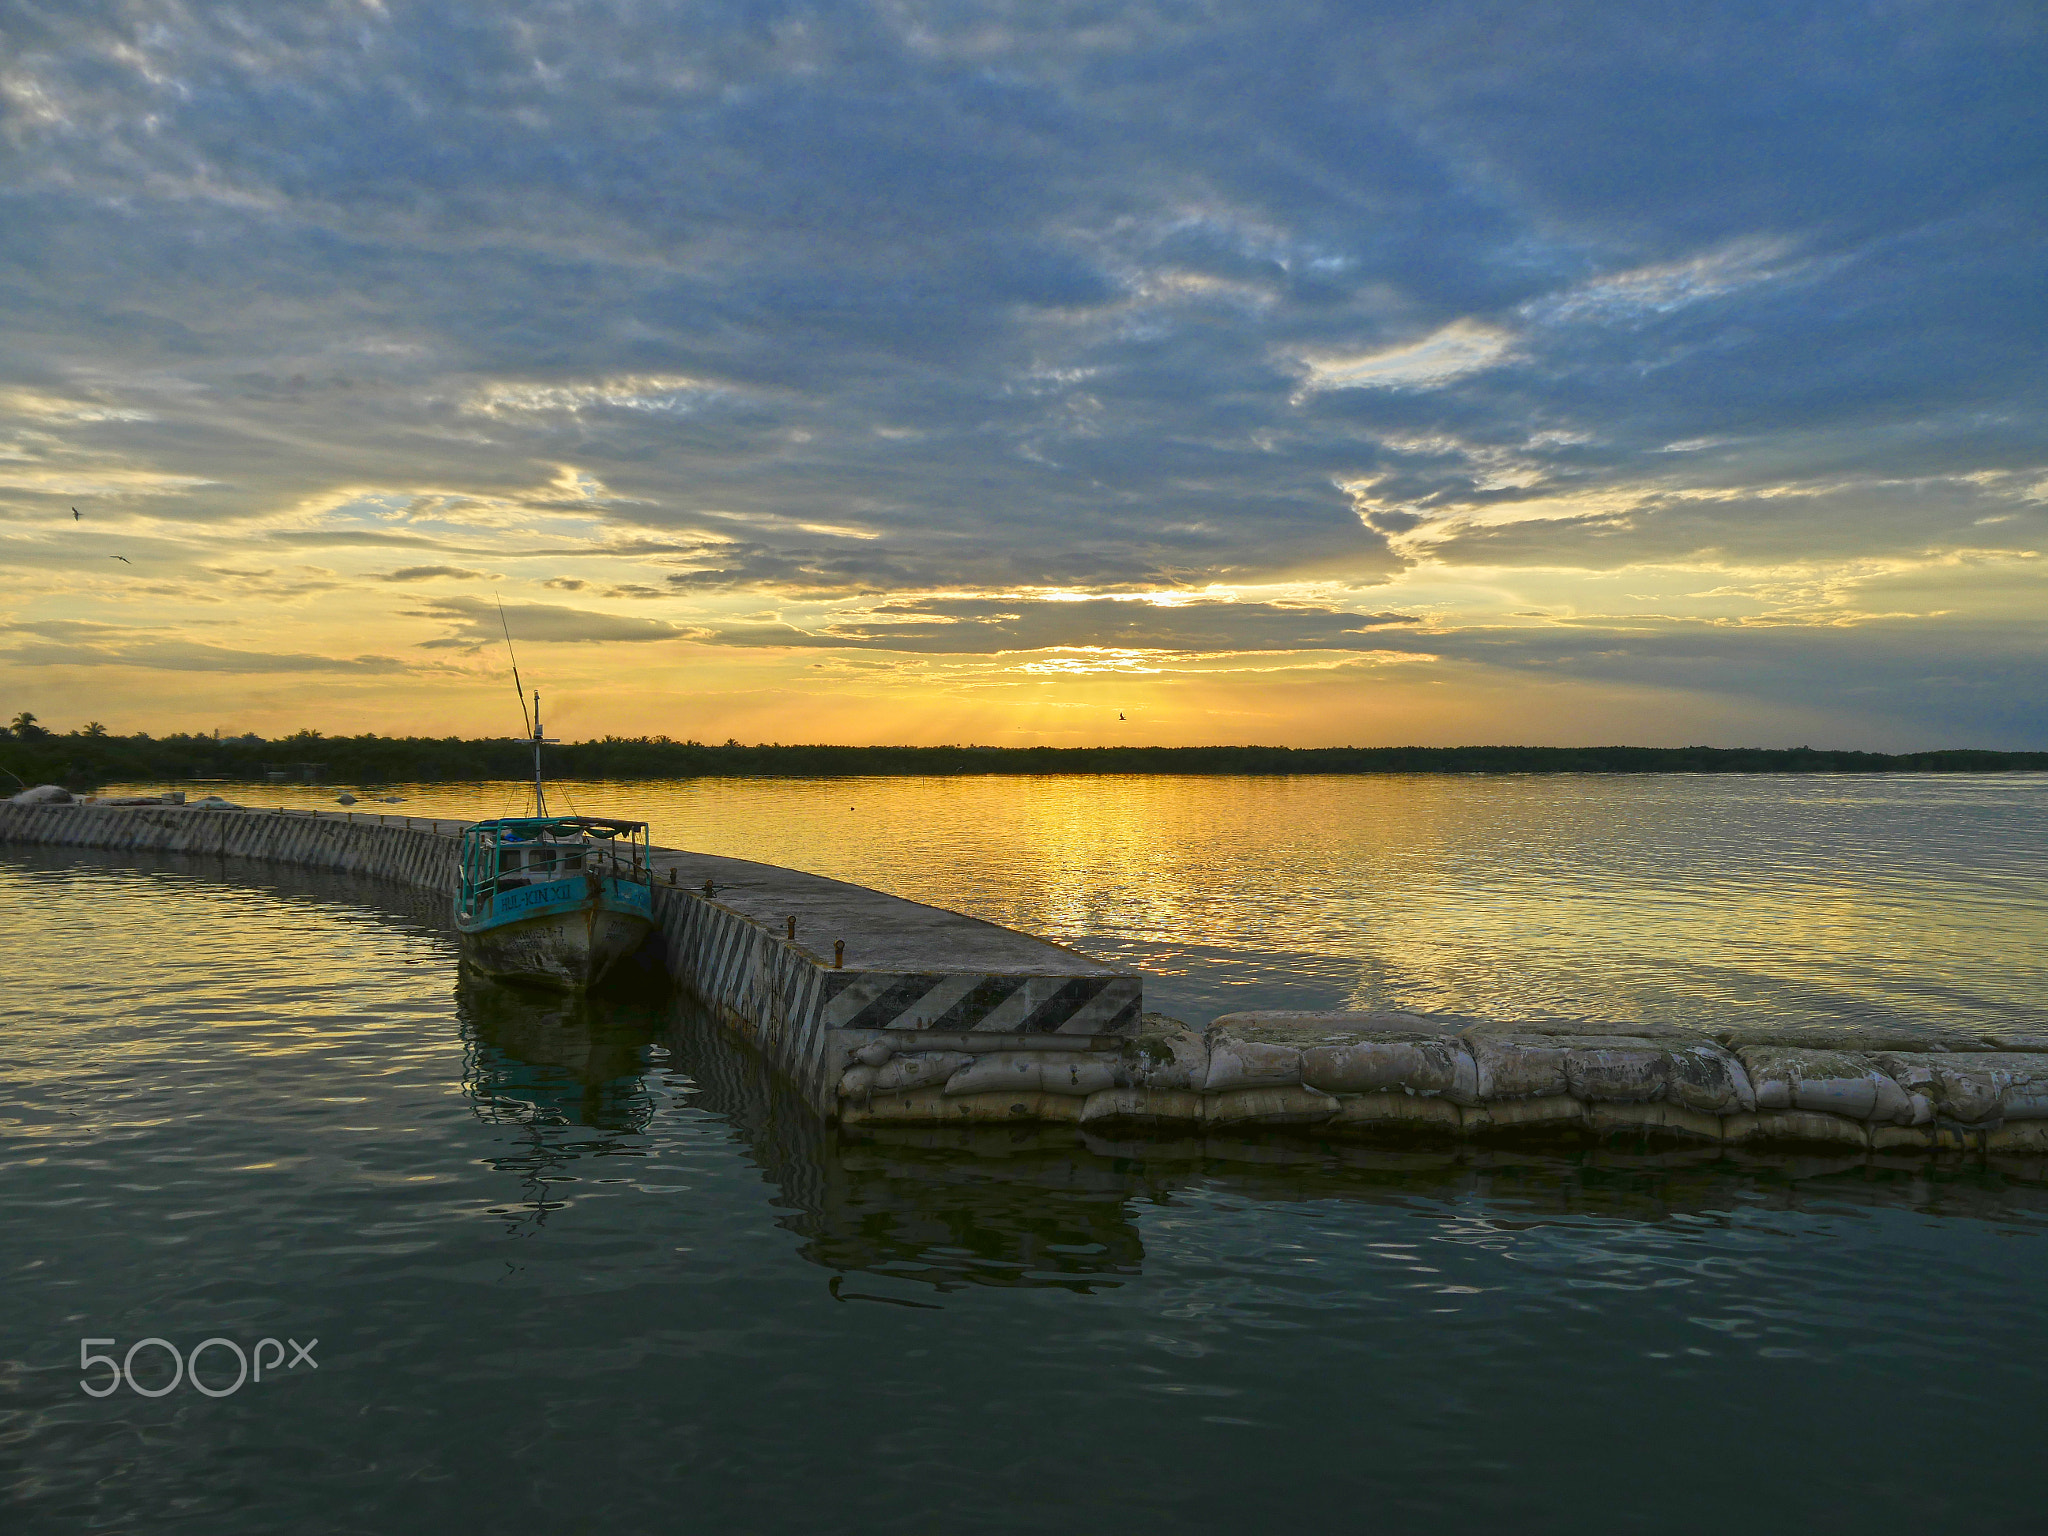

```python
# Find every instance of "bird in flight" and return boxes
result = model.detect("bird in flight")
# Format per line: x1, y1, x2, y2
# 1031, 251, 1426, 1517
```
1118, 712, 1125, 720
72, 508, 81, 520
109, 555, 130, 563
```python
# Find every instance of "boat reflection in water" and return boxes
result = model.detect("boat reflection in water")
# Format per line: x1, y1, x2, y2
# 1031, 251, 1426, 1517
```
456, 975, 2048, 1288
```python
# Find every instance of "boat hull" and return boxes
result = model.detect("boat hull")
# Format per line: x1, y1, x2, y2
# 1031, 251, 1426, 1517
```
460, 902, 654, 989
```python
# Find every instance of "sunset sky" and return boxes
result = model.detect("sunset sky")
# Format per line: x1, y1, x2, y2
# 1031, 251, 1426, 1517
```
3, 1, 2042, 747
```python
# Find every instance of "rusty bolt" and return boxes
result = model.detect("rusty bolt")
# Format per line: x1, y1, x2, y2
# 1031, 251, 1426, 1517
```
667, 867, 676, 885
834, 939, 845, 969
786, 915, 796, 940
702, 878, 714, 896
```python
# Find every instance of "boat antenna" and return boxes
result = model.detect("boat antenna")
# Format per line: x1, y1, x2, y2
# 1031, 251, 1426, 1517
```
496, 596, 532, 738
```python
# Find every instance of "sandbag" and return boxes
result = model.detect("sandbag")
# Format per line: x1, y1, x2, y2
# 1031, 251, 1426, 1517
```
1666, 1041, 1757, 1114
1725, 1110, 1869, 1149
1465, 1033, 1572, 1101
1561, 1039, 1672, 1103
1741, 1047, 1920, 1124
1876, 1053, 2048, 1126
1123, 1025, 1212, 1091
945, 1050, 1124, 1097
839, 1051, 974, 1100
1326, 1092, 1464, 1130
1201, 1084, 1339, 1126
1079, 1087, 1205, 1125
1201, 1034, 1305, 1093
1298, 1035, 1479, 1102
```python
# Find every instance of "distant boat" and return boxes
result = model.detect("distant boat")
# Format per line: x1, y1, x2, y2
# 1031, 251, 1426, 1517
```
455, 614, 655, 988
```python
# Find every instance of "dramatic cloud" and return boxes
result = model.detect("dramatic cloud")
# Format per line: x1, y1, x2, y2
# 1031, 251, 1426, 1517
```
0, 0, 2040, 743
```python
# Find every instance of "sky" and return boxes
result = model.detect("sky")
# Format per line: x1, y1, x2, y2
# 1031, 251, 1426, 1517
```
2, 0, 2043, 748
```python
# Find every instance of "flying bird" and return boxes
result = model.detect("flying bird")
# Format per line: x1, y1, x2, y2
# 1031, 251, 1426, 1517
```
108, 555, 130, 563
72, 508, 81, 520
1118, 712, 1125, 720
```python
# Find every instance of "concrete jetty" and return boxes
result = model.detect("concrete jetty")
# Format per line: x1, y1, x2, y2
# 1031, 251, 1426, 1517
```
6, 796, 2044, 1154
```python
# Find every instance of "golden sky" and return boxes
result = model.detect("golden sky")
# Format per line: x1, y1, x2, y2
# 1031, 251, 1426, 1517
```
5, 3, 2043, 747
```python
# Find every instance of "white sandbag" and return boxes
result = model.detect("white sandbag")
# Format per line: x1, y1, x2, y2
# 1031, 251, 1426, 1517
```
1741, 1048, 1919, 1124
1202, 1084, 1339, 1126
1079, 1087, 1206, 1125
1877, 1053, 2048, 1125
1666, 1041, 1757, 1114
1123, 1025, 1211, 1091
9, 784, 71, 804
841, 1051, 976, 1100
1326, 1092, 1464, 1130
1465, 1033, 1572, 1101
945, 1050, 1123, 1097
1201, 1034, 1304, 1093
1298, 1036, 1480, 1103
1561, 1039, 1672, 1103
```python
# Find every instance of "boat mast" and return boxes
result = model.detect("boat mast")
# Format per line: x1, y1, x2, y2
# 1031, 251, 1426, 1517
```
497, 598, 556, 818
532, 690, 548, 817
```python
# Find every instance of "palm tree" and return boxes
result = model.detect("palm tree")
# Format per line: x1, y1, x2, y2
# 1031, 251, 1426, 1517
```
9, 711, 47, 740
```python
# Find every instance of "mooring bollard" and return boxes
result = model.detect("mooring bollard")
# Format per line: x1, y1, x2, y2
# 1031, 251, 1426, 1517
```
834, 939, 845, 969
702, 878, 714, 896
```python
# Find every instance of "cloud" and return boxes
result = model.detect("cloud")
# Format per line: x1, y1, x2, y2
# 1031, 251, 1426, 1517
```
377, 565, 488, 582
1295, 322, 1518, 394
407, 596, 698, 649
1, 0, 2042, 741
711, 596, 1421, 655
2, 640, 411, 674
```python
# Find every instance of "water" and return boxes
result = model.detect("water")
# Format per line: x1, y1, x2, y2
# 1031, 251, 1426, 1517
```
6, 776, 2047, 1532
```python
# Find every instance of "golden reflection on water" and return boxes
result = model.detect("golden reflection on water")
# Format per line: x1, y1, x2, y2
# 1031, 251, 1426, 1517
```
153, 772, 2048, 1033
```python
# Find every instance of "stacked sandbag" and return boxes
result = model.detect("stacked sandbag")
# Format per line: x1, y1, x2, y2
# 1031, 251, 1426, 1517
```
1874, 1052, 2048, 1130
827, 1005, 2048, 1153
839, 1049, 975, 1102
1077, 1015, 1209, 1125
1738, 1047, 1925, 1124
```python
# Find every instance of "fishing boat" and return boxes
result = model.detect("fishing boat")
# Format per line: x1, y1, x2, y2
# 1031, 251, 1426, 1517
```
452, 625, 655, 989
454, 812, 655, 988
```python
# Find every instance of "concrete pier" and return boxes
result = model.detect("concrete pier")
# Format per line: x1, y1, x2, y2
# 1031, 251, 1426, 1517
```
6, 797, 2043, 1154
0, 800, 1142, 1118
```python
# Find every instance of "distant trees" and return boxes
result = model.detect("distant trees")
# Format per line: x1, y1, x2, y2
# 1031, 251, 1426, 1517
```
1, 727, 2045, 788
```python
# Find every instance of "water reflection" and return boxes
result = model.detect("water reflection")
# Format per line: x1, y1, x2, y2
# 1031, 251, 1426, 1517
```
459, 974, 661, 1133
455, 977, 2048, 1291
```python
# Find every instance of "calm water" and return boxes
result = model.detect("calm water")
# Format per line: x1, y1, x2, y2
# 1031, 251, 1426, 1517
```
6, 775, 2047, 1532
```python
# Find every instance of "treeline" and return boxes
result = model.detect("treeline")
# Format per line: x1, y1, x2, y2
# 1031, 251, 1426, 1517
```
5, 724, 2047, 787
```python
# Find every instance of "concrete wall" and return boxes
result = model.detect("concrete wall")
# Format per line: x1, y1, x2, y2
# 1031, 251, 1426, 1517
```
0, 802, 463, 890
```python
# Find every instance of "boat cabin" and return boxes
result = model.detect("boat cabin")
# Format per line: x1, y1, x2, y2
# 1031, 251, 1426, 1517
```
456, 815, 652, 924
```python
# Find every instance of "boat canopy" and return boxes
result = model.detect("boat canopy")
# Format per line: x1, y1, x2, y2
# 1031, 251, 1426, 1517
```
470, 815, 648, 840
